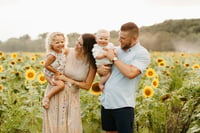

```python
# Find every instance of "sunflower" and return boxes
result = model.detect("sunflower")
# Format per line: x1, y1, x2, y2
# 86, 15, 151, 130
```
151, 78, 159, 88
170, 66, 175, 69
24, 66, 31, 70
89, 82, 102, 95
165, 71, 171, 77
40, 60, 45, 65
160, 94, 171, 102
158, 61, 166, 67
0, 65, 3, 73
143, 86, 154, 98
37, 73, 47, 84
11, 53, 18, 59
25, 69, 36, 80
184, 63, 190, 67
10, 61, 16, 65
17, 58, 23, 62
156, 58, 164, 63
0, 51, 4, 57
145, 68, 156, 78
175, 60, 179, 64
0, 84, 3, 91
192, 64, 199, 69
30, 56, 36, 61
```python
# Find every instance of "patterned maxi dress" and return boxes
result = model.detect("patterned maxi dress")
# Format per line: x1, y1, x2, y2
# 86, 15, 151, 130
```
43, 48, 89, 133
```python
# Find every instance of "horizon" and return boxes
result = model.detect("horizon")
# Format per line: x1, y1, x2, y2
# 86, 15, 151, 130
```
0, 0, 200, 41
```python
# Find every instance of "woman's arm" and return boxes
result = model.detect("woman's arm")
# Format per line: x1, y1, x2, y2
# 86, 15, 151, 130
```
73, 65, 96, 90
56, 65, 96, 90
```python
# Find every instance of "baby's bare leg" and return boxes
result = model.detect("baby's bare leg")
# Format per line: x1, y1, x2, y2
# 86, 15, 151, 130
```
99, 72, 111, 90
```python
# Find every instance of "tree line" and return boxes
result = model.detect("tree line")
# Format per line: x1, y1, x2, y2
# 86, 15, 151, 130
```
0, 18, 200, 52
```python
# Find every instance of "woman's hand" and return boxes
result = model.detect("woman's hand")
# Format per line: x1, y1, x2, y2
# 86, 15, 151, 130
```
55, 74, 68, 82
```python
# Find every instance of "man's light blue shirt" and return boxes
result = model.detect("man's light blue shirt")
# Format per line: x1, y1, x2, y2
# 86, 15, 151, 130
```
100, 43, 150, 109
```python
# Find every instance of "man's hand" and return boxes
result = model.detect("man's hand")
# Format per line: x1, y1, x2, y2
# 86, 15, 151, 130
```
103, 48, 117, 61
97, 64, 111, 76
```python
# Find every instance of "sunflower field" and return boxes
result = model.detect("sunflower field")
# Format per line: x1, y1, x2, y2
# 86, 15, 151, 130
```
0, 51, 199, 133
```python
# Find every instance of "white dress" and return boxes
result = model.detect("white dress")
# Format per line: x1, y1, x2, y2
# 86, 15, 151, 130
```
43, 48, 89, 133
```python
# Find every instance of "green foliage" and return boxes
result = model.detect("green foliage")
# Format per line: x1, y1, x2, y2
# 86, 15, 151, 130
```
0, 52, 199, 133
80, 90, 103, 133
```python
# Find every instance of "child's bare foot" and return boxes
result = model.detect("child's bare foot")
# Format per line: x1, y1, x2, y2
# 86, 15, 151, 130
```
42, 97, 50, 109
99, 83, 104, 90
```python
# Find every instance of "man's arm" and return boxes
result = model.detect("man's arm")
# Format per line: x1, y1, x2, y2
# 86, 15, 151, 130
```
104, 48, 148, 79
112, 60, 141, 79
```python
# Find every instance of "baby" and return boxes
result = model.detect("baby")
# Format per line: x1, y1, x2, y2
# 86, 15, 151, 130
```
92, 29, 116, 90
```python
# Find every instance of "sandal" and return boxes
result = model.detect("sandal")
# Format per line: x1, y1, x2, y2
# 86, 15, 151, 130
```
42, 97, 50, 109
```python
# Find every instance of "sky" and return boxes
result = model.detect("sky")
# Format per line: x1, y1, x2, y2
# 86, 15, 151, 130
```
0, 0, 200, 41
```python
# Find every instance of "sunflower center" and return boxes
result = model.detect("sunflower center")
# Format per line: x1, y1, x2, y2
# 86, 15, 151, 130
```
28, 73, 34, 78
145, 90, 151, 96
40, 76, 45, 81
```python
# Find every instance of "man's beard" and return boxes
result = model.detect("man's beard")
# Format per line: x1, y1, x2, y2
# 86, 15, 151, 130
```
121, 43, 132, 50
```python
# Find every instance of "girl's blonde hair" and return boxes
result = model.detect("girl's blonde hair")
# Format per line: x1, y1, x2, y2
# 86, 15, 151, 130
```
45, 32, 68, 53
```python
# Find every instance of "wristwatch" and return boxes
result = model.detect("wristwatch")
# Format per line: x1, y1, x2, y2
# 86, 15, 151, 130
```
112, 57, 118, 63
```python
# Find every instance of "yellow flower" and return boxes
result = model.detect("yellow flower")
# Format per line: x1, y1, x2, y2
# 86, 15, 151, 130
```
30, 56, 36, 61
143, 86, 154, 98
0, 65, 3, 73
156, 58, 164, 63
165, 71, 171, 77
37, 73, 47, 84
89, 82, 102, 95
25, 69, 36, 80
11, 53, 18, 59
0, 84, 3, 91
184, 63, 190, 67
0, 51, 4, 57
158, 61, 166, 67
151, 78, 159, 88
25, 66, 31, 70
17, 58, 23, 62
40, 60, 45, 65
10, 61, 16, 65
170, 66, 175, 69
192, 64, 199, 69
175, 60, 179, 64
145, 68, 156, 78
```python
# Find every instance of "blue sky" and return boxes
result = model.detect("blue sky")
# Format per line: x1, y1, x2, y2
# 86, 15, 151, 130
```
0, 0, 199, 41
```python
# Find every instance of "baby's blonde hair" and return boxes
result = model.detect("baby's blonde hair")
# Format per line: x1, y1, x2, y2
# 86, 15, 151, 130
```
96, 29, 110, 38
45, 32, 68, 53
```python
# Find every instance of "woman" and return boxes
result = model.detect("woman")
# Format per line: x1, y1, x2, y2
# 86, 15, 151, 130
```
43, 33, 97, 133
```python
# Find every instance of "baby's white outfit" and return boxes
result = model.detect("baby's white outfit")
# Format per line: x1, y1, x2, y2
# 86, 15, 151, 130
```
92, 43, 115, 66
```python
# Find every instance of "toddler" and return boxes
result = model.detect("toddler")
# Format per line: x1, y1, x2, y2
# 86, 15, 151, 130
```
43, 32, 68, 109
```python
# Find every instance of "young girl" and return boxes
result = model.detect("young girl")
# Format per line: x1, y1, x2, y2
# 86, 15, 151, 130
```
42, 32, 68, 109
92, 29, 116, 90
